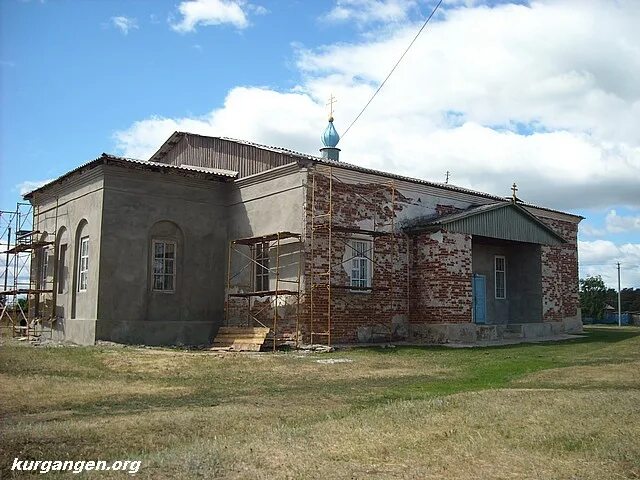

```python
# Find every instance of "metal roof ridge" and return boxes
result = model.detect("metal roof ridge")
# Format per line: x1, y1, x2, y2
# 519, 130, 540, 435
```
428, 202, 511, 224
149, 132, 582, 220
424, 200, 568, 243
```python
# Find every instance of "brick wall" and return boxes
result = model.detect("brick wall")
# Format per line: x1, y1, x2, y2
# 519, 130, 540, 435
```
409, 231, 473, 324
537, 217, 580, 322
302, 171, 409, 343
224, 166, 581, 344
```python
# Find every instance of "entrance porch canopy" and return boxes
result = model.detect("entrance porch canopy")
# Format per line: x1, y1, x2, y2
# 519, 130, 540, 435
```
404, 201, 566, 246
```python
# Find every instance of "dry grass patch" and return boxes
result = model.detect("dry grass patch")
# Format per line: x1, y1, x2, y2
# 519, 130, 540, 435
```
517, 361, 640, 389
0, 373, 190, 414
99, 348, 206, 375
2, 328, 640, 479
135, 388, 640, 480
250, 353, 455, 382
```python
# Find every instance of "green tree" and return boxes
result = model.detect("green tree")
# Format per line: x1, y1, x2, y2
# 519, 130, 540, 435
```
580, 275, 607, 320
622, 288, 640, 312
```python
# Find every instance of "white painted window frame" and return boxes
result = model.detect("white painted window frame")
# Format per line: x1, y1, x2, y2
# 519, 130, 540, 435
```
349, 239, 373, 291
152, 239, 176, 293
58, 243, 67, 294
495, 255, 506, 299
78, 236, 89, 292
254, 242, 270, 292
41, 247, 49, 288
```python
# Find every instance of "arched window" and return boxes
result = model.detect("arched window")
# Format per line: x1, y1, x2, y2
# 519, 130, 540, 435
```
75, 220, 89, 293
56, 227, 68, 294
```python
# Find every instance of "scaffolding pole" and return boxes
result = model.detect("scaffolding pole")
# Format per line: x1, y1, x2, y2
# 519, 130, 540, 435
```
0, 200, 57, 340
225, 231, 302, 351
308, 165, 400, 347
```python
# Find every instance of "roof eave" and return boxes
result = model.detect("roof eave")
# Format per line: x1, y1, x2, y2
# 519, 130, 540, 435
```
148, 131, 185, 162
405, 201, 568, 244
23, 152, 237, 200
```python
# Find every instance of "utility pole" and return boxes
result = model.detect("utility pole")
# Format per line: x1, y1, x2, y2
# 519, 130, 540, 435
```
617, 262, 622, 327
445, 171, 450, 184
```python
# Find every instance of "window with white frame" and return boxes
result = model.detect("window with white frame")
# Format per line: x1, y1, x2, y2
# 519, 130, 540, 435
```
40, 248, 49, 288
152, 240, 176, 292
58, 244, 67, 294
495, 255, 506, 299
255, 242, 269, 291
78, 236, 89, 292
349, 239, 372, 289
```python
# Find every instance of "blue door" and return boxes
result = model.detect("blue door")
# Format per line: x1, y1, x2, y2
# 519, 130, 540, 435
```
472, 274, 487, 324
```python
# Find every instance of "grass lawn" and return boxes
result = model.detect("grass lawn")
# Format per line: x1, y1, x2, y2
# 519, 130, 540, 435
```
1, 326, 639, 479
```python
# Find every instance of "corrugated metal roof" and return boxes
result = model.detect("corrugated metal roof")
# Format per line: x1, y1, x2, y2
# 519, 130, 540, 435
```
178, 163, 238, 176
406, 201, 567, 245
23, 153, 237, 199
26, 132, 583, 222
154, 132, 581, 220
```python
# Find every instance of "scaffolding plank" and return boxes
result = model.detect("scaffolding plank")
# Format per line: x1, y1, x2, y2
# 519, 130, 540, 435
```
228, 289, 299, 298
312, 224, 390, 237
332, 226, 391, 236
232, 231, 301, 245
3, 240, 54, 254
329, 284, 389, 291
0, 288, 53, 296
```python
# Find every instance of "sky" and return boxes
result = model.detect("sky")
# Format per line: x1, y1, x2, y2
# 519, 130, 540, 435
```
1, 0, 639, 288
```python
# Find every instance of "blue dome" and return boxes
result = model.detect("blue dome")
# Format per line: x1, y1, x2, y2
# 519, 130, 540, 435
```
322, 118, 340, 148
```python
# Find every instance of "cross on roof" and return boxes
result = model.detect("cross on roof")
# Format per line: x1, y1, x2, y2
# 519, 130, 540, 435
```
511, 182, 518, 202
326, 94, 337, 119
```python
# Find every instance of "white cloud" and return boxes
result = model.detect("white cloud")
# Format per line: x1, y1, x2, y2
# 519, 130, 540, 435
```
16, 179, 54, 196
246, 4, 268, 16
111, 16, 138, 35
115, 0, 640, 212
170, 0, 256, 32
605, 210, 640, 234
113, 87, 323, 159
323, 0, 418, 26
579, 240, 640, 288
580, 223, 606, 238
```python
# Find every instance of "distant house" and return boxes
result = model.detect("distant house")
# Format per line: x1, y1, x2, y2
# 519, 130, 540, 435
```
23, 119, 583, 347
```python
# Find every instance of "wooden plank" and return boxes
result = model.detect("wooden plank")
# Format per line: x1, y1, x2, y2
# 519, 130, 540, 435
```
211, 326, 270, 352
217, 327, 270, 334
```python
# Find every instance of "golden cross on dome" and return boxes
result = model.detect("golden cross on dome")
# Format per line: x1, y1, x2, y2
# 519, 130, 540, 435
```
326, 94, 337, 119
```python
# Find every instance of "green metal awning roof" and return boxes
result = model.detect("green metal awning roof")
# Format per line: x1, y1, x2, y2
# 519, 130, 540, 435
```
405, 201, 566, 245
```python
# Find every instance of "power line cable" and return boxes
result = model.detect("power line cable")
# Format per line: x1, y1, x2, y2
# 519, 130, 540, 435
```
341, 0, 444, 138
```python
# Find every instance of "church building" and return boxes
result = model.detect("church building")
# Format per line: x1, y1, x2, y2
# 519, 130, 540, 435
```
24, 117, 583, 347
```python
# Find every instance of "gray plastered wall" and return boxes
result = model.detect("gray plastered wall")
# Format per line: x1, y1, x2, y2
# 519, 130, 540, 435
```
225, 166, 306, 325
96, 166, 230, 345
471, 238, 542, 324
30, 169, 104, 345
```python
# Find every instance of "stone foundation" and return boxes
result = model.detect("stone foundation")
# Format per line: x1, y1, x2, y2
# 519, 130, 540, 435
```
406, 318, 583, 344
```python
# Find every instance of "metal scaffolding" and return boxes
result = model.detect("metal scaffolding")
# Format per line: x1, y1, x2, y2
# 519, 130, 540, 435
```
309, 164, 399, 347
225, 231, 303, 351
0, 201, 57, 340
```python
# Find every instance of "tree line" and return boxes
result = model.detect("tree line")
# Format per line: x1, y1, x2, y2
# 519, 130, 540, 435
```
579, 275, 640, 320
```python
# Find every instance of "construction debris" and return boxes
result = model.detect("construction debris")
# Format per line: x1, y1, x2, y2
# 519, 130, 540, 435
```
315, 358, 353, 364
